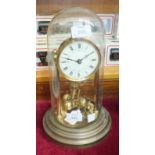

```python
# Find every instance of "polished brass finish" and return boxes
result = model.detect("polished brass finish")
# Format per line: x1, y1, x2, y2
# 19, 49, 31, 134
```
79, 97, 87, 108
55, 80, 100, 127
86, 100, 95, 113
43, 107, 112, 146
63, 94, 71, 101
64, 100, 72, 111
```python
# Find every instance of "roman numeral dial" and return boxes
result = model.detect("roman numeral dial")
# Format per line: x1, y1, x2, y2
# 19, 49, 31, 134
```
58, 39, 100, 81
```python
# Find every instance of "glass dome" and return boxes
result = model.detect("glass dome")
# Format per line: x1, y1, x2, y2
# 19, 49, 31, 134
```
48, 7, 104, 127
43, 7, 111, 146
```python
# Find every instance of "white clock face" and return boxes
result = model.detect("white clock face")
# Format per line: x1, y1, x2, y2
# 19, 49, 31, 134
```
58, 39, 100, 81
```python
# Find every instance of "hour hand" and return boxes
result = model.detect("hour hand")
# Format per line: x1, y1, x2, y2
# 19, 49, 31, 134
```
62, 57, 77, 62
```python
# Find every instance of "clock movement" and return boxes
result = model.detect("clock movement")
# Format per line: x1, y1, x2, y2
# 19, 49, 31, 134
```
43, 7, 111, 146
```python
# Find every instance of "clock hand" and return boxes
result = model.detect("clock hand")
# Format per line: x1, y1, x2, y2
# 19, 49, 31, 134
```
73, 52, 95, 65
75, 52, 94, 64
80, 51, 94, 61
62, 57, 77, 62
62, 57, 83, 65
62, 51, 94, 65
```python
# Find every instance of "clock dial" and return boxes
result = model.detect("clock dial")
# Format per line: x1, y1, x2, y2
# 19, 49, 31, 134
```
58, 39, 100, 81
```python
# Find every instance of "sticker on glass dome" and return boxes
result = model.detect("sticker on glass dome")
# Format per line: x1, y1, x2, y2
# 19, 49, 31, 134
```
71, 24, 91, 38
65, 109, 83, 125
87, 113, 96, 123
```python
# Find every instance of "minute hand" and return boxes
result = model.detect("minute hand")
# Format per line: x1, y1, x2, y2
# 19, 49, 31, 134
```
81, 51, 94, 60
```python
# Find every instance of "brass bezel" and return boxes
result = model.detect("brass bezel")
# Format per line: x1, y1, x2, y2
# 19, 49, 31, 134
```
56, 38, 101, 82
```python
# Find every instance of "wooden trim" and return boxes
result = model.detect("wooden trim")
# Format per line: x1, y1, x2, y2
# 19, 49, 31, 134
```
36, 66, 119, 100
36, 78, 119, 100
36, 66, 119, 82
36, 0, 119, 15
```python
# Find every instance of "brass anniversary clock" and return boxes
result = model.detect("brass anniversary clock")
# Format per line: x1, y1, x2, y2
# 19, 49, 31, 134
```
43, 7, 111, 146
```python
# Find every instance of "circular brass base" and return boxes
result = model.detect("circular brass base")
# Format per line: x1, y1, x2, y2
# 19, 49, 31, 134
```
43, 107, 111, 146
